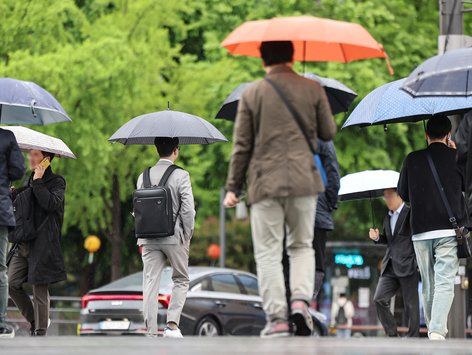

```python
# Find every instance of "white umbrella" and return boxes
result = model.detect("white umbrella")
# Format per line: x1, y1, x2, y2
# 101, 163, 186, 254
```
2, 126, 76, 159
339, 170, 399, 201
339, 170, 399, 226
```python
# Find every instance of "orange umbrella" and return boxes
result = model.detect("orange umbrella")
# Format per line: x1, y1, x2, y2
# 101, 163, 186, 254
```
222, 16, 393, 74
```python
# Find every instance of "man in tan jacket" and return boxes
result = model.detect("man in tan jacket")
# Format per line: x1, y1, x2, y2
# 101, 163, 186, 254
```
224, 41, 337, 337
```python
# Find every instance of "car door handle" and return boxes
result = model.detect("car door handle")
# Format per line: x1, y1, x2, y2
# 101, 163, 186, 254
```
215, 300, 226, 308
251, 303, 262, 309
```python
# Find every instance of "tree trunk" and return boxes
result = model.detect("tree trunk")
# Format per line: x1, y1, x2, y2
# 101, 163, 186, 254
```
110, 174, 122, 281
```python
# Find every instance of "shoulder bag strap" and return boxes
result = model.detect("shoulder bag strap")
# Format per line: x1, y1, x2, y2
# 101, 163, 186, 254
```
264, 77, 318, 158
142, 167, 152, 188
426, 152, 459, 229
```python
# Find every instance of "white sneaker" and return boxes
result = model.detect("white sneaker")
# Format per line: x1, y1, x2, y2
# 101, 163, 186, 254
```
428, 332, 445, 340
163, 326, 183, 338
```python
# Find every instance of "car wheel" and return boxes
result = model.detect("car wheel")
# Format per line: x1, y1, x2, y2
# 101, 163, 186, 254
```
196, 317, 221, 336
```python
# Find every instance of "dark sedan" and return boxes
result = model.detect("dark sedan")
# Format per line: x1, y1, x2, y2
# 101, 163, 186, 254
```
79, 266, 327, 336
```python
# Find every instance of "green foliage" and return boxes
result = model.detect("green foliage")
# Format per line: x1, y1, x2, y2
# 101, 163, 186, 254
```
0, 0, 457, 290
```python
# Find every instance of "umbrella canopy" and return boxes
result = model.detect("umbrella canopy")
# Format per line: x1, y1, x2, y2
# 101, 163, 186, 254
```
216, 74, 357, 120
221, 16, 392, 73
0, 78, 72, 125
402, 47, 472, 97
109, 110, 228, 145
342, 79, 472, 129
2, 126, 76, 159
339, 170, 399, 201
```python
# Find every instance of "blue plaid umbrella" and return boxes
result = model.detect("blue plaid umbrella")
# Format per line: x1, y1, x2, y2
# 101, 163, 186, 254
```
0, 78, 71, 125
342, 78, 472, 129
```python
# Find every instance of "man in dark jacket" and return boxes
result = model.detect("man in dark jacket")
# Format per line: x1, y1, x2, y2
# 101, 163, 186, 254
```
370, 189, 419, 337
0, 129, 25, 338
8, 149, 66, 336
454, 110, 472, 213
313, 140, 340, 299
398, 116, 464, 340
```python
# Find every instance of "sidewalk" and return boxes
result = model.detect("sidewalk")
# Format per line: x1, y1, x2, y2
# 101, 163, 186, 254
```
2, 336, 471, 355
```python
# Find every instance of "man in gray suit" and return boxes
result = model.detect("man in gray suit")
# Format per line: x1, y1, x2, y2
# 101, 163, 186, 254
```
137, 137, 195, 338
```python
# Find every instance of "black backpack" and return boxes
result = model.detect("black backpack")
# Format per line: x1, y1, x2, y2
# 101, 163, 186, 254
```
335, 305, 348, 325
133, 165, 181, 239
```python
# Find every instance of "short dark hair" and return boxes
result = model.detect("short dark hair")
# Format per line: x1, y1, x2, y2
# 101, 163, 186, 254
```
339, 293, 347, 298
426, 115, 452, 139
260, 41, 294, 66
154, 137, 179, 157
41, 151, 55, 162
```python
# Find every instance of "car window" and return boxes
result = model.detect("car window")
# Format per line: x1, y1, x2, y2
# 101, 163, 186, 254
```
191, 277, 211, 292
237, 275, 259, 296
210, 274, 241, 294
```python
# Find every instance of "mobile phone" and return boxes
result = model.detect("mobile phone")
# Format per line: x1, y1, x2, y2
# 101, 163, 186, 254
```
39, 157, 51, 170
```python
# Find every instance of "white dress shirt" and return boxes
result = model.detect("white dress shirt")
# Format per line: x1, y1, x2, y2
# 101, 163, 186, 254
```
389, 203, 405, 234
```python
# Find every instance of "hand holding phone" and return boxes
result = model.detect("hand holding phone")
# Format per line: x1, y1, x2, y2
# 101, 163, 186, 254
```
33, 157, 50, 180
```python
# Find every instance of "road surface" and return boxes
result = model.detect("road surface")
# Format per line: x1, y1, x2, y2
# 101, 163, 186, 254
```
2, 336, 472, 355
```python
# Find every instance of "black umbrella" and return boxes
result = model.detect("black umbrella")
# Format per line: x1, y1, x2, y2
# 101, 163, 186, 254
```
402, 47, 472, 97
215, 74, 357, 120
109, 109, 228, 145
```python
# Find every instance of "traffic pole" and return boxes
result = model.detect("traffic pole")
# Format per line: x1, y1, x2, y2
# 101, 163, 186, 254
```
219, 187, 226, 268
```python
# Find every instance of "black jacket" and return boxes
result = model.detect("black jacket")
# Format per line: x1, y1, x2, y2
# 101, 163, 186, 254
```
398, 142, 466, 235
0, 129, 25, 227
455, 110, 472, 212
375, 205, 417, 277
22, 167, 67, 284
315, 140, 340, 231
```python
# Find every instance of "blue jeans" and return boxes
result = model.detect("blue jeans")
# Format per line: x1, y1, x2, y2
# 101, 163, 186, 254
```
413, 236, 458, 337
0, 227, 8, 327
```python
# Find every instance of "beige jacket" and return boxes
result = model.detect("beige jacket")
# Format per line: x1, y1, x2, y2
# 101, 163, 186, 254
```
136, 159, 195, 245
226, 65, 337, 204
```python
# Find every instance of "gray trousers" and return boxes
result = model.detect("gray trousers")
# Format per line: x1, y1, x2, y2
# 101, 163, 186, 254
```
8, 243, 49, 335
141, 241, 190, 335
251, 195, 317, 322
0, 227, 8, 327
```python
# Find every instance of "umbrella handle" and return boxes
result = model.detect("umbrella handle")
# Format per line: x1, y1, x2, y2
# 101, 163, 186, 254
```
369, 195, 375, 228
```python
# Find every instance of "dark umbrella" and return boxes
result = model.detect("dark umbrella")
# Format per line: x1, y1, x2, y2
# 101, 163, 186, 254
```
109, 109, 228, 145
342, 79, 472, 129
0, 78, 71, 125
402, 47, 472, 97
215, 74, 357, 120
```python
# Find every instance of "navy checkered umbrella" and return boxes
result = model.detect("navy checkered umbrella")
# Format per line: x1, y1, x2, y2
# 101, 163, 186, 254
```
342, 78, 472, 129
0, 78, 71, 125
215, 73, 357, 120
402, 47, 472, 97
109, 109, 228, 145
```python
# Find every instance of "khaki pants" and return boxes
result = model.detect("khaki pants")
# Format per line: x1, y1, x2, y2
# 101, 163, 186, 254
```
8, 243, 49, 335
251, 195, 317, 322
141, 241, 190, 335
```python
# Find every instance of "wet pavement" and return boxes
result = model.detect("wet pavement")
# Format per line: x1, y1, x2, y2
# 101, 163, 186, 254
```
2, 336, 472, 355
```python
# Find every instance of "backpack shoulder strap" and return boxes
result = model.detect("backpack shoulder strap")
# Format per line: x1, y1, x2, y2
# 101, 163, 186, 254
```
158, 165, 182, 187
142, 167, 152, 188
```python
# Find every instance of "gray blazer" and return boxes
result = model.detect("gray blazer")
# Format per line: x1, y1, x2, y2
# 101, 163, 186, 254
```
136, 159, 195, 245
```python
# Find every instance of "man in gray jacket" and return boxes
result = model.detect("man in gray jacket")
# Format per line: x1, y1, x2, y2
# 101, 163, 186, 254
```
137, 137, 195, 338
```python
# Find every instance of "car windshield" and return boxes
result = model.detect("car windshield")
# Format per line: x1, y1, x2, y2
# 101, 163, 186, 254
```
97, 268, 173, 292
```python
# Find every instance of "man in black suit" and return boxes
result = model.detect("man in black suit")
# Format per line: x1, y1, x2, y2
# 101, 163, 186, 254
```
369, 188, 419, 337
